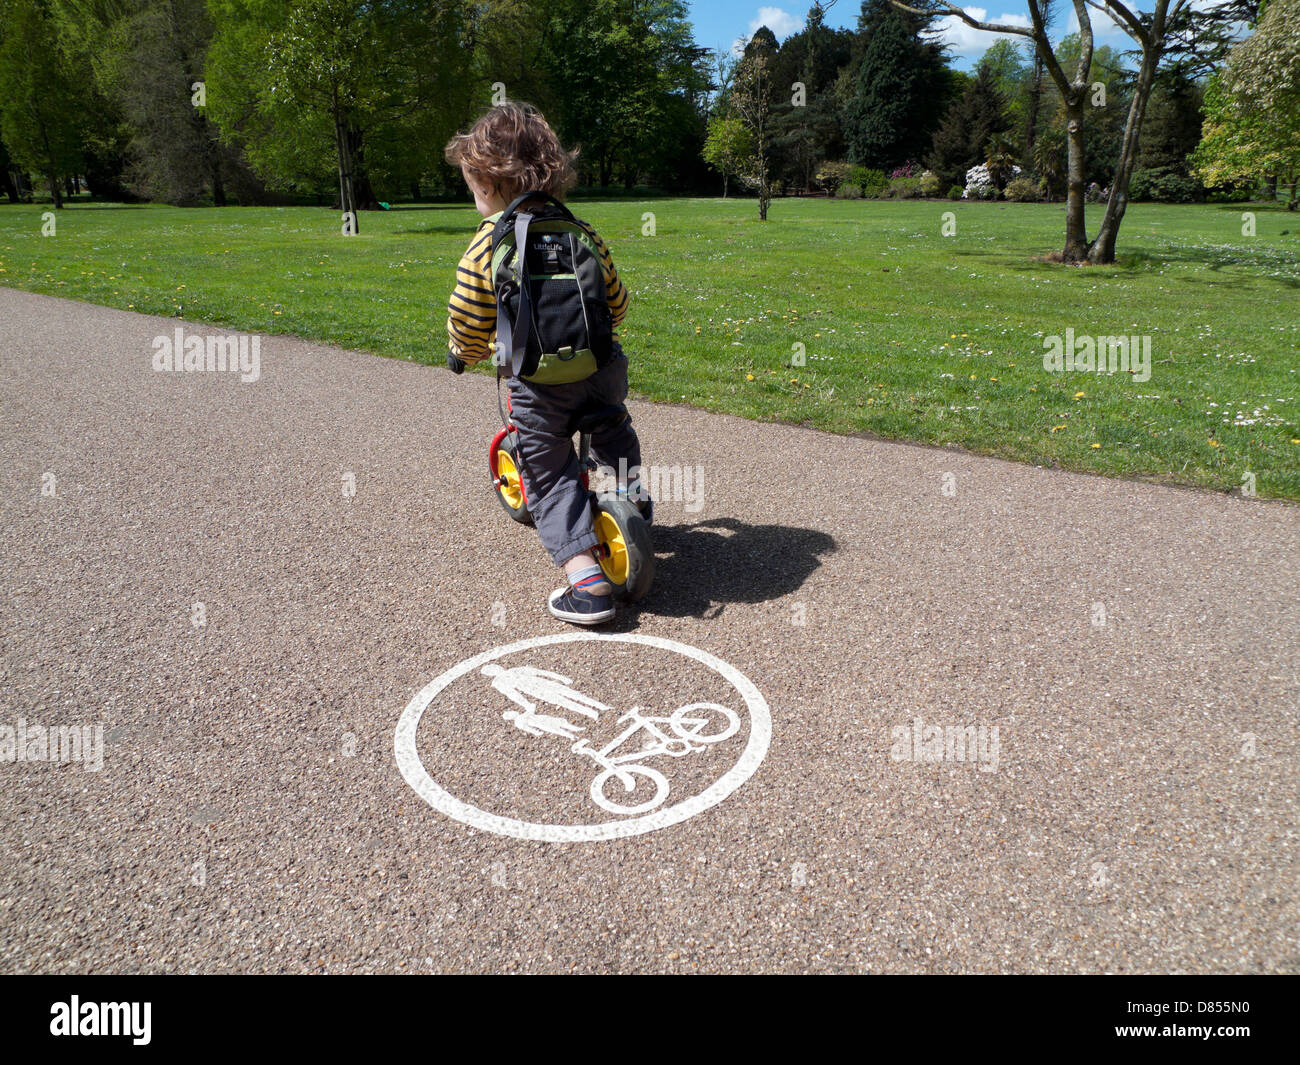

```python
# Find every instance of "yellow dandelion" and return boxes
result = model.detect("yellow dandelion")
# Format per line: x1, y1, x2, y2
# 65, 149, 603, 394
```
1091, 443, 1101, 449
1051, 425, 1066, 432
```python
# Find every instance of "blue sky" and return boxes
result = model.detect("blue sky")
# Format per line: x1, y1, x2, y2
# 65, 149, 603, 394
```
684, 1, 1149, 70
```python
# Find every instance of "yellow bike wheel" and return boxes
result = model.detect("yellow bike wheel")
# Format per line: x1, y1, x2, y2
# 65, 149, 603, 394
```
594, 510, 630, 586
592, 496, 654, 602
493, 438, 533, 524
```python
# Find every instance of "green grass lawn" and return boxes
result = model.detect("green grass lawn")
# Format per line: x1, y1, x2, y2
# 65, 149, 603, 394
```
2, 196, 1297, 498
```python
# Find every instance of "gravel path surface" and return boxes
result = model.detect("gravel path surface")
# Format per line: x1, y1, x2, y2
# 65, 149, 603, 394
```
2, 286, 1296, 973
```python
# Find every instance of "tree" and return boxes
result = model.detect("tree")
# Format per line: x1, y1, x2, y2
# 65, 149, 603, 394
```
703, 113, 751, 196
207, 0, 472, 227
1021, 0, 1058, 156
843, 0, 948, 169
1050, 34, 1129, 186
1162, 0, 1259, 79
1192, 0, 1300, 207
894, 0, 1193, 264
768, 2, 855, 190
730, 44, 778, 218
538, 0, 709, 189
926, 61, 1010, 190
0, 130, 23, 201
52, 0, 235, 205
0, 0, 86, 207
981, 38, 1028, 100
1138, 68, 1203, 176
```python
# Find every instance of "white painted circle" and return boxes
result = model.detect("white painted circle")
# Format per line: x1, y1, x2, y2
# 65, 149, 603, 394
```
394, 633, 770, 842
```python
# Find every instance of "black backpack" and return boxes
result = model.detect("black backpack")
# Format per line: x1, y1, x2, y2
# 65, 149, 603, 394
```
489, 190, 613, 385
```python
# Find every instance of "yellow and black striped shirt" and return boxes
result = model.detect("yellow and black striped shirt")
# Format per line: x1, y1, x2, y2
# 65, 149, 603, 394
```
446, 213, 630, 366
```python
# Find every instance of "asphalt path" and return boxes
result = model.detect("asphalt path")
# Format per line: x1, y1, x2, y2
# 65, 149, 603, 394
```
2, 287, 1296, 973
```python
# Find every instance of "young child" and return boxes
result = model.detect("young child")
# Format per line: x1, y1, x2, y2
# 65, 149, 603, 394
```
443, 102, 648, 625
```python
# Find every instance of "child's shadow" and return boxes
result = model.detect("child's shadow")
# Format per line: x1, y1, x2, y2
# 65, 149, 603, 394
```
631, 517, 837, 620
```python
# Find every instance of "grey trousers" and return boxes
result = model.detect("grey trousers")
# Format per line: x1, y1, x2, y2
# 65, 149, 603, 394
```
508, 347, 642, 565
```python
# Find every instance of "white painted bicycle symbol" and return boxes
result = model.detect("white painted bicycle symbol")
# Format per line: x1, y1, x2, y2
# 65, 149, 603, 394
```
573, 703, 740, 815
480, 663, 740, 816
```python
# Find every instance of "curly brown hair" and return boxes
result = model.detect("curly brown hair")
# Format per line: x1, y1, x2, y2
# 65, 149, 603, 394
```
444, 102, 578, 203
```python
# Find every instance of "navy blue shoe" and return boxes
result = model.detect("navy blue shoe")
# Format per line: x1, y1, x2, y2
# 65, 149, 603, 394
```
548, 585, 616, 625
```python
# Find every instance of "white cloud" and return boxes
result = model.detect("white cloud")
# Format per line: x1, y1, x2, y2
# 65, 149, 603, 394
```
934, 9, 1033, 56
751, 6, 804, 38
732, 7, 806, 54
1064, 5, 1135, 41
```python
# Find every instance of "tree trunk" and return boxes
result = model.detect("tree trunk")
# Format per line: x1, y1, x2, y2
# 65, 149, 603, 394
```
1026, 58, 1044, 154
333, 101, 357, 233
346, 126, 380, 210
211, 161, 226, 207
1062, 100, 1088, 261
0, 167, 17, 203
1087, 44, 1161, 265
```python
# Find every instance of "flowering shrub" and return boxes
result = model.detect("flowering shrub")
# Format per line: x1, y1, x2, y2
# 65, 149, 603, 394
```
886, 177, 925, 199
963, 164, 995, 200
815, 161, 851, 194
889, 163, 922, 180
964, 162, 1021, 200
1004, 175, 1045, 202
919, 170, 941, 198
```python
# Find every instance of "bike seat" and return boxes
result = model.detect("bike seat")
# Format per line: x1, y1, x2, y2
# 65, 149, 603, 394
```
571, 403, 627, 436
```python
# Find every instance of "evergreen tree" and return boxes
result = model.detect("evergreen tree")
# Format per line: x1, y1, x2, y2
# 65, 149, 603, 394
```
1138, 70, 1203, 176
842, 0, 949, 169
926, 61, 1009, 190
769, 3, 855, 190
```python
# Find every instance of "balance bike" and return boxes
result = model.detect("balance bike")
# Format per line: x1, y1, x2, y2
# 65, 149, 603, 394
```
489, 394, 654, 602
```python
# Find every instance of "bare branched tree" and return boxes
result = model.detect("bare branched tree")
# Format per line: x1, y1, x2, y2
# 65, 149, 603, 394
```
892, 0, 1192, 264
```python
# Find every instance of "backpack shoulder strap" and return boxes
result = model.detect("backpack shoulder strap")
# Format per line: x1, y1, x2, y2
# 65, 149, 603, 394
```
505, 211, 534, 378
